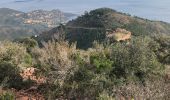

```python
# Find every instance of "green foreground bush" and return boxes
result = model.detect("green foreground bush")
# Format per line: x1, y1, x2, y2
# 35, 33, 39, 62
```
0, 36, 169, 99
0, 41, 34, 89
0, 91, 15, 100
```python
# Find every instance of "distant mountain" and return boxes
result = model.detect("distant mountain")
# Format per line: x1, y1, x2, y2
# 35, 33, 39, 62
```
24, 9, 77, 27
0, 8, 23, 16
36, 8, 170, 49
0, 8, 77, 41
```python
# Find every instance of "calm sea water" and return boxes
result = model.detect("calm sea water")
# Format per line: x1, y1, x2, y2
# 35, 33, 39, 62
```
1, 0, 170, 22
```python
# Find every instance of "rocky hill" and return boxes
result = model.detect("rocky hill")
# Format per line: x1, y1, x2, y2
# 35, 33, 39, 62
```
24, 9, 76, 27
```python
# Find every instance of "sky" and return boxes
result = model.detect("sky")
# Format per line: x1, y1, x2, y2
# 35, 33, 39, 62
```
0, 0, 170, 22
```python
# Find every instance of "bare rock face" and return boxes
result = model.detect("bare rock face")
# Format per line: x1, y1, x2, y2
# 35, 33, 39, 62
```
106, 28, 131, 42
20, 67, 46, 84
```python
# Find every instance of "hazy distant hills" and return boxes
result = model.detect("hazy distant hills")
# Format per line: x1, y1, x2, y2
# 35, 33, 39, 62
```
36, 8, 170, 49
24, 9, 77, 27
0, 8, 77, 41
0, 8, 22, 16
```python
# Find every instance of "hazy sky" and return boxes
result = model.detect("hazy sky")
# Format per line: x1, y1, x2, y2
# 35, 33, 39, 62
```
0, 0, 170, 22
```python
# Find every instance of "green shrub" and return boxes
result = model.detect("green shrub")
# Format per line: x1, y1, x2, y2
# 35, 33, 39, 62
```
0, 91, 15, 100
152, 35, 170, 64
0, 62, 23, 89
62, 45, 114, 99
97, 91, 115, 100
15, 37, 38, 48
0, 41, 32, 68
23, 54, 33, 66
110, 37, 163, 83
90, 52, 113, 73
0, 41, 35, 89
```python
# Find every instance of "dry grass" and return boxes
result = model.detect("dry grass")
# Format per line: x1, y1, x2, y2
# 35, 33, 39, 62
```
31, 40, 77, 86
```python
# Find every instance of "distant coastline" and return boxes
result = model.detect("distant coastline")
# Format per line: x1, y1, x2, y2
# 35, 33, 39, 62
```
0, 0, 170, 22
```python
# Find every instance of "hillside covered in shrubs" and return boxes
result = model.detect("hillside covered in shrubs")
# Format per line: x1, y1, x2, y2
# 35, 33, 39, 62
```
0, 8, 170, 99
36, 8, 170, 49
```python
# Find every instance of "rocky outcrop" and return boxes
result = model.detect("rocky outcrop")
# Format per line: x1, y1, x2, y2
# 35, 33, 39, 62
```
106, 28, 131, 41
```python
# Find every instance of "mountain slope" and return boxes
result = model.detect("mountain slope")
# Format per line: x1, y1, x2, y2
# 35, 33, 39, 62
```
0, 8, 23, 16
36, 8, 170, 49
37, 8, 170, 49
67, 8, 170, 36
0, 8, 76, 41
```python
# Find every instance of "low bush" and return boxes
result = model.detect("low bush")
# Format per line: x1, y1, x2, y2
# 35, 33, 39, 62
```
0, 91, 15, 100
110, 37, 163, 83
0, 37, 168, 99
0, 41, 32, 68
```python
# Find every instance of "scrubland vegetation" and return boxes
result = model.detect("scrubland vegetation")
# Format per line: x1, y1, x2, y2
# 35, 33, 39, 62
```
0, 8, 169, 99
0, 35, 169, 99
